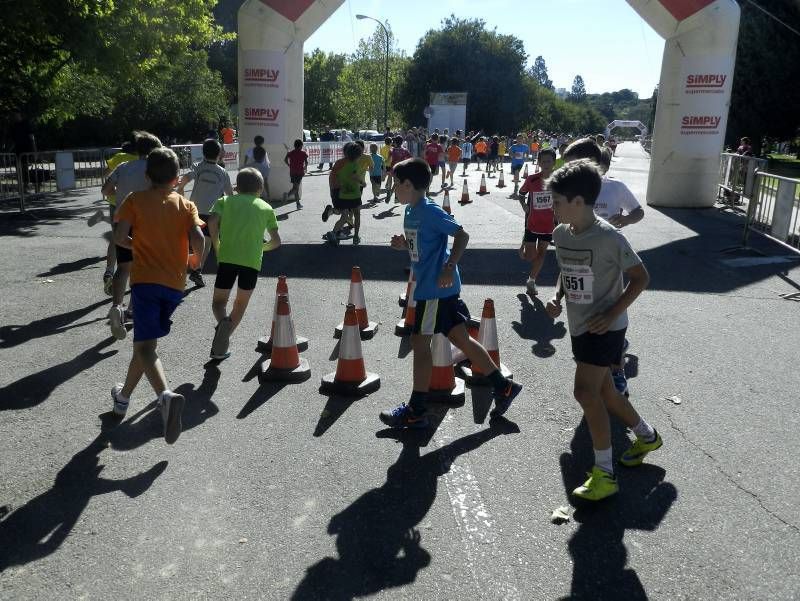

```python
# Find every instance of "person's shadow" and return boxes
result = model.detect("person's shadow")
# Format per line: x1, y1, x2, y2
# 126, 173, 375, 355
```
511, 293, 567, 357
99, 363, 221, 451
559, 419, 677, 600
0, 433, 167, 571
0, 298, 110, 349
0, 337, 117, 411
291, 417, 520, 600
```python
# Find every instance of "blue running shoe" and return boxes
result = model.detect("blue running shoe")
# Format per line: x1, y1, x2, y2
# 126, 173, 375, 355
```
612, 370, 629, 396
379, 403, 429, 429
491, 381, 522, 417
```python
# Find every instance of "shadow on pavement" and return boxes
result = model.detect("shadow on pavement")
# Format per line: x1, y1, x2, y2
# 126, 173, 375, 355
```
511, 293, 567, 358
36, 255, 105, 278
559, 419, 677, 601
98, 364, 220, 450
0, 433, 167, 572
237, 380, 287, 420
313, 395, 357, 437
291, 417, 519, 600
0, 337, 117, 411
0, 298, 111, 349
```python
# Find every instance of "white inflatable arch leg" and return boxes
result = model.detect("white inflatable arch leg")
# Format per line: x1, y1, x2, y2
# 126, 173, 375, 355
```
627, 0, 740, 207
237, 1, 345, 200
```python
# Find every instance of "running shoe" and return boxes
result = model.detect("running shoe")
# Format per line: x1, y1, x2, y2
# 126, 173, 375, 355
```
491, 380, 522, 417
325, 231, 340, 246
353, 235, 360, 246
159, 390, 185, 445
572, 466, 619, 501
103, 271, 114, 296
109, 305, 126, 340
379, 403, 429, 429
210, 317, 233, 360
526, 278, 537, 297
189, 270, 206, 288
612, 370, 628, 397
322, 204, 333, 222
111, 383, 129, 416
87, 209, 105, 227
296, 201, 303, 210
619, 429, 663, 467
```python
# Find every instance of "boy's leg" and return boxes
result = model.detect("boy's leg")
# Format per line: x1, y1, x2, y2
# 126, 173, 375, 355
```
352, 209, 361, 244
212, 286, 231, 323
573, 362, 612, 454
529, 239, 549, 281
229, 286, 255, 332
411, 333, 433, 400
133, 339, 168, 397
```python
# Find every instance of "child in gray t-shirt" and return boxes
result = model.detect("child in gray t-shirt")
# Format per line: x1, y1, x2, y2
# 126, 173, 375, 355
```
545, 158, 663, 502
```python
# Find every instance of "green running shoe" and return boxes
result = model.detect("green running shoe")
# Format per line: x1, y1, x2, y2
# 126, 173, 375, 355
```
572, 466, 619, 501
619, 429, 663, 467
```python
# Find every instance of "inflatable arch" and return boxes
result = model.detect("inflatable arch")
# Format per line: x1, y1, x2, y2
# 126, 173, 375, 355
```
605, 120, 648, 139
238, 0, 740, 208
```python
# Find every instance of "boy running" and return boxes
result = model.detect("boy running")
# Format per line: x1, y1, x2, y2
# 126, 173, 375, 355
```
250, 146, 271, 201
111, 148, 205, 444
323, 143, 365, 245
284, 139, 308, 209
545, 159, 662, 500
380, 158, 523, 428
102, 131, 162, 339
518, 148, 557, 297
386, 136, 412, 203
474, 137, 488, 171
445, 138, 462, 188
487, 136, 500, 175
460, 138, 473, 176
509, 134, 529, 196
176, 138, 234, 288
368, 143, 384, 202
423, 134, 443, 193
207, 168, 281, 360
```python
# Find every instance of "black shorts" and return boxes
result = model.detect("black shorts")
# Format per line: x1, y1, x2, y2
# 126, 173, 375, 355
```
215, 262, 259, 291
370, 175, 381, 184
523, 231, 552, 243
477, 153, 487, 160
199, 213, 210, 237
511, 164, 523, 173
290, 174, 304, 184
462, 158, 472, 165
413, 295, 471, 336
428, 163, 439, 175
331, 188, 362, 211
571, 327, 627, 367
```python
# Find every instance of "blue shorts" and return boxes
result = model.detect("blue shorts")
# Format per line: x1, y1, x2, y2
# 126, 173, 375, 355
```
413, 295, 470, 336
131, 283, 183, 342
511, 163, 523, 173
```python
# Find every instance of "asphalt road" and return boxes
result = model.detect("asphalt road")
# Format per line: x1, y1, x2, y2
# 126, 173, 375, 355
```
1, 143, 799, 600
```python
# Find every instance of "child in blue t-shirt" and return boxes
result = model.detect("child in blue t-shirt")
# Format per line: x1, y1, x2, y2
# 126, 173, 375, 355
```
509, 133, 530, 196
368, 143, 384, 203
381, 158, 523, 429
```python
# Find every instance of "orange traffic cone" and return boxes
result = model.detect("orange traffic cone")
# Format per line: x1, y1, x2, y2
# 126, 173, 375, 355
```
458, 299, 513, 385
398, 268, 412, 307
442, 188, 452, 214
335, 266, 378, 339
321, 303, 381, 395
257, 275, 308, 353
259, 295, 311, 382
395, 273, 417, 336
428, 333, 466, 404
497, 168, 506, 188
459, 179, 472, 205
522, 163, 529, 179
478, 173, 488, 195
450, 315, 481, 365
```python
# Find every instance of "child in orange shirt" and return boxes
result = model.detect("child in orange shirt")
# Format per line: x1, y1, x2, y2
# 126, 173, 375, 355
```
474, 137, 488, 171
445, 138, 462, 188
112, 148, 206, 444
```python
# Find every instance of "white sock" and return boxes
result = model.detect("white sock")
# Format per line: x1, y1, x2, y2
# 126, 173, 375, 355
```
632, 418, 655, 441
594, 447, 613, 474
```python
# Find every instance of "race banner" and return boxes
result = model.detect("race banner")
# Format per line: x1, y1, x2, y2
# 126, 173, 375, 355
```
240, 50, 287, 144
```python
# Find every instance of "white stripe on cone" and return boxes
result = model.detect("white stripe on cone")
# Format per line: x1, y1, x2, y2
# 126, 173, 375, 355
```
339, 324, 364, 360
274, 313, 297, 347
432, 333, 453, 364
478, 319, 499, 351
348, 281, 367, 310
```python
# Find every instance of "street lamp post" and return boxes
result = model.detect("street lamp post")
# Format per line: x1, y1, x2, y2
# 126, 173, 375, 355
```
356, 14, 389, 132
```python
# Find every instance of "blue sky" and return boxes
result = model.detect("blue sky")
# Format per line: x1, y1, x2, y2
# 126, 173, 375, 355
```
306, 0, 664, 98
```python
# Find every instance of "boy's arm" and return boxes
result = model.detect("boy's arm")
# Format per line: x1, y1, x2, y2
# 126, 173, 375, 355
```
188, 225, 206, 270
262, 227, 281, 252
437, 228, 469, 288
284, 153, 290, 167
114, 220, 133, 249
207, 213, 221, 252
224, 173, 234, 196
609, 207, 644, 228
176, 173, 191, 194
585, 263, 649, 334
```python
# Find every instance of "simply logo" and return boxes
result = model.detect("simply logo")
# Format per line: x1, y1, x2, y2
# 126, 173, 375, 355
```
244, 69, 280, 83
685, 74, 726, 88
245, 108, 280, 122
680, 115, 721, 132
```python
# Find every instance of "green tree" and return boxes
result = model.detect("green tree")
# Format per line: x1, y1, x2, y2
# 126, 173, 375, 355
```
568, 75, 587, 103
395, 16, 529, 132
304, 50, 346, 130
727, 0, 800, 155
530, 56, 553, 90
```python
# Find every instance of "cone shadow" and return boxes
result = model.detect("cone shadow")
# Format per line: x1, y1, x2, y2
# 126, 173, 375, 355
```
313, 395, 356, 437
470, 385, 494, 424
397, 336, 412, 359
237, 381, 287, 419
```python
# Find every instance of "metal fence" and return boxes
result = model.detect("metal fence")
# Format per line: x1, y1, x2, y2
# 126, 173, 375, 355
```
717, 152, 768, 210
744, 171, 800, 252
0, 153, 21, 206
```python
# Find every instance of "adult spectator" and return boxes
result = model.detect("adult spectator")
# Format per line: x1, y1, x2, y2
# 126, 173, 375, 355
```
11, 112, 36, 189
736, 137, 753, 156
318, 127, 335, 170
220, 123, 236, 144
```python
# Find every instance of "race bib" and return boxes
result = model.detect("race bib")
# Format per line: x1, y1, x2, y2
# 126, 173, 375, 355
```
531, 191, 552, 210
514, 151, 524, 160
562, 264, 594, 304
405, 228, 420, 262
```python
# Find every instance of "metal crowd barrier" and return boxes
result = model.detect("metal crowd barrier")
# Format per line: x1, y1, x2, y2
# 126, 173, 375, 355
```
717, 153, 767, 210
0, 153, 22, 207
744, 171, 800, 252
303, 141, 346, 166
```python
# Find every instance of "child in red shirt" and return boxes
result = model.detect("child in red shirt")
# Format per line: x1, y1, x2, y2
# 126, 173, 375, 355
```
284, 139, 308, 209
518, 148, 556, 297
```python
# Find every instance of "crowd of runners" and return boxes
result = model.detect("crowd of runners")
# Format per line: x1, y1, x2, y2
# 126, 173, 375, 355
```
93, 127, 656, 501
